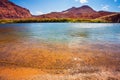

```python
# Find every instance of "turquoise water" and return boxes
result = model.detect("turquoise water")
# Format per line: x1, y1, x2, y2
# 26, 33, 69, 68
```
0, 23, 120, 52
0, 23, 120, 44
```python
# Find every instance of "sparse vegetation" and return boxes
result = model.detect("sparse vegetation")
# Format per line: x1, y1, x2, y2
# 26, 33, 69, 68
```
0, 18, 108, 23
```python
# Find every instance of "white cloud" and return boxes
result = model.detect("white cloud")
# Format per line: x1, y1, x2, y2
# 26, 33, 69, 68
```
32, 11, 44, 15
101, 5, 109, 11
114, 0, 117, 2
75, 0, 88, 4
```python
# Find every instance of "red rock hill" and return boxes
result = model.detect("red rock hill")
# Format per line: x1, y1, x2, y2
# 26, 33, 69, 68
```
0, 0, 32, 19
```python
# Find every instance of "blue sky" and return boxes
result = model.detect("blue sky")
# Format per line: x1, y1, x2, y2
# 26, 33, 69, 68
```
10, 0, 120, 15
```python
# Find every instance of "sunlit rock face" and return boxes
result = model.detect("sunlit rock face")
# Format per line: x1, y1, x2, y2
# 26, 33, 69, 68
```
0, 0, 32, 19
100, 13, 120, 23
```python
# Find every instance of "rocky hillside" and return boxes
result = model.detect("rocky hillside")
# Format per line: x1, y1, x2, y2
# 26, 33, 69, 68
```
99, 13, 120, 23
0, 0, 119, 23
0, 0, 32, 19
38, 5, 116, 19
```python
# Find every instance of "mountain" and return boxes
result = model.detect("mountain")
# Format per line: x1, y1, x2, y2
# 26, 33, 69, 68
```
0, 0, 32, 19
98, 13, 120, 23
38, 5, 116, 19
0, 0, 119, 23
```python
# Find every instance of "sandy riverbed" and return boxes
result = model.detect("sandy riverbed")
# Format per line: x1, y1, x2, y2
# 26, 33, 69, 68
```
0, 39, 120, 80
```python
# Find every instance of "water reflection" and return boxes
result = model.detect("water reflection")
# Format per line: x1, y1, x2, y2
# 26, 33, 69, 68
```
0, 26, 32, 43
0, 23, 120, 49
71, 23, 114, 28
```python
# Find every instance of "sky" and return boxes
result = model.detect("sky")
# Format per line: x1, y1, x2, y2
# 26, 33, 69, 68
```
10, 0, 120, 15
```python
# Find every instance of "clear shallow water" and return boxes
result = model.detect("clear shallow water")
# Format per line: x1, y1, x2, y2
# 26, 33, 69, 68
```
0, 23, 120, 80
0, 23, 120, 49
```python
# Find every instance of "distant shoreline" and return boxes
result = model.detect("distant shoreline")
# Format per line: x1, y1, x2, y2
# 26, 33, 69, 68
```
0, 18, 110, 24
